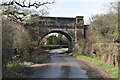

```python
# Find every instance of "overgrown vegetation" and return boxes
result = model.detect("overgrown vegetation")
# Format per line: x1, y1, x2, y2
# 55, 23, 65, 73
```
4, 62, 32, 78
76, 1, 119, 70
68, 52, 120, 78
32, 54, 50, 63
4, 54, 50, 78
2, 18, 32, 77
2, 14, 51, 78
2, 18, 31, 64
89, 13, 118, 43
1, 0, 54, 78
89, 1, 118, 43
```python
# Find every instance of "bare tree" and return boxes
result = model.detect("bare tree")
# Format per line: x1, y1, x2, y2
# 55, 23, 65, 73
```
107, 0, 119, 13
0, 0, 54, 23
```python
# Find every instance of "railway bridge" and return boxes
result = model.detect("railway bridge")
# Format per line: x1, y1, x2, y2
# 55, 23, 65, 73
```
27, 16, 89, 52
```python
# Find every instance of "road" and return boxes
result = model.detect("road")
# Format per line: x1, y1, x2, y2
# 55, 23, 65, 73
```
24, 53, 89, 79
23, 49, 110, 79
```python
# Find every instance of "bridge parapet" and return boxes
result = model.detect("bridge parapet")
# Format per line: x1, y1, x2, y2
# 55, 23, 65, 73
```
29, 16, 84, 29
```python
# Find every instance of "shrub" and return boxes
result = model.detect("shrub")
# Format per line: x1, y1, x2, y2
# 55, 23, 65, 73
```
2, 18, 31, 75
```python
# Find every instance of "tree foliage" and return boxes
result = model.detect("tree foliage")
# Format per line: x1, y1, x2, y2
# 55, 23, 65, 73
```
89, 2, 118, 43
46, 34, 68, 45
2, 18, 31, 65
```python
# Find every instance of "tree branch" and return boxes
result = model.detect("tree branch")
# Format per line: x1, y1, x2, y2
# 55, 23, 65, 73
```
15, 1, 54, 8
0, 0, 54, 23
1, 0, 54, 9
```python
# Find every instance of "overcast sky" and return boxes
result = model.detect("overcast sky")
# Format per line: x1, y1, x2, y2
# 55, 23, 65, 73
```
48, 0, 115, 24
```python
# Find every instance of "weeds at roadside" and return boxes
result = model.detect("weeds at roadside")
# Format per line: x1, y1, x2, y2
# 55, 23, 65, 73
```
4, 54, 50, 78
68, 52, 120, 78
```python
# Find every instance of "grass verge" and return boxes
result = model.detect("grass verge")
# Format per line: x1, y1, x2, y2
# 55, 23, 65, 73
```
5, 54, 50, 78
68, 52, 120, 78
32, 54, 50, 63
5, 61, 32, 78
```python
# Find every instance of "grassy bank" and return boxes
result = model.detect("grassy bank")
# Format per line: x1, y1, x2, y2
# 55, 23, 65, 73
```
68, 52, 120, 78
5, 54, 50, 78
32, 54, 50, 63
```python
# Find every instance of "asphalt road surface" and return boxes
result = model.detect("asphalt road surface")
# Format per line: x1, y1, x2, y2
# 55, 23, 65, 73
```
24, 53, 90, 79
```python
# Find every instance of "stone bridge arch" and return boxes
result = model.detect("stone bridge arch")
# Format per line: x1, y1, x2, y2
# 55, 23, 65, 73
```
26, 16, 89, 52
41, 30, 73, 52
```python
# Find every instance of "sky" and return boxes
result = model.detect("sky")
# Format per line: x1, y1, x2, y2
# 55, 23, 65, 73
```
48, 0, 115, 24
0, 0, 115, 24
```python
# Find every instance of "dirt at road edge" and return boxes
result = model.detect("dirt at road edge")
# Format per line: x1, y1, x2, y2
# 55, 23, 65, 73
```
75, 57, 111, 78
